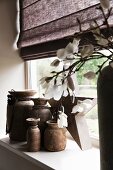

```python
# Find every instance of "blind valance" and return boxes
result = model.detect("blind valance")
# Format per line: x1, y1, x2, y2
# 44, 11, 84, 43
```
17, 0, 108, 60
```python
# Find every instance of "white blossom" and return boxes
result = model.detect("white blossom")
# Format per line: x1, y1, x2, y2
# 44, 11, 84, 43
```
57, 39, 79, 61
57, 48, 66, 59
63, 89, 68, 97
57, 111, 68, 128
71, 99, 93, 115
44, 77, 68, 100
72, 104, 84, 114
65, 42, 74, 54
73, 38, 80, 53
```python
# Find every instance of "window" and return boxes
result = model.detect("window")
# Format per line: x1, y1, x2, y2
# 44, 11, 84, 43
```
76, 59, 99, 140
28, 57, 60, 96
27, 57, 100, 147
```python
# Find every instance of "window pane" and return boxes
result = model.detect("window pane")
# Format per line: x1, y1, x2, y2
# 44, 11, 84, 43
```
76, 58, 99, 138
85, 104, 99, 138
29, 58, 99, 138
30, 58, 58, 97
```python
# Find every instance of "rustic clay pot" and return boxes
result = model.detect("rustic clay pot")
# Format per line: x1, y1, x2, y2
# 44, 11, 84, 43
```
44, 120, 67, 152
31, 98, 52, 146
26, 118, 41, 152
6, 90, 37, 141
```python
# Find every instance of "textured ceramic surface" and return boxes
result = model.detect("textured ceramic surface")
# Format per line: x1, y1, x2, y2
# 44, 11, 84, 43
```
6, 90, 37, 141
26, 118, 41, 152
31, 98, 52, 147
8, 90, 37, 98
44, 120, 67, 152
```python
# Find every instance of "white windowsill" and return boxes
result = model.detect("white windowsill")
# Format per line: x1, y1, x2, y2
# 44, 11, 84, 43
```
0, 136, 100, 170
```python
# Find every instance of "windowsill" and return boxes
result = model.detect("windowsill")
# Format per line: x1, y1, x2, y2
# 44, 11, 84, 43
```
91, 135, 99, 148
0, 136, 100, 170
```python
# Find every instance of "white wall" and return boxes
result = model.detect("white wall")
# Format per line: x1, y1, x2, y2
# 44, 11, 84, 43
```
0, 0, 25, 135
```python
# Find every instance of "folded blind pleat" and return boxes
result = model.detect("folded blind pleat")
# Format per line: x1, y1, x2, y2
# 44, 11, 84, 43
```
19, 37, 72, 60
22, 0, 99, 30
17, 0, 107, 60
22, 0, 40, 9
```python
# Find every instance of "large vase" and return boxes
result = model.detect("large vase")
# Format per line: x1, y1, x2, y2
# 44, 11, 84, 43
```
97, 63, 113, 170
6, 90, 37, 141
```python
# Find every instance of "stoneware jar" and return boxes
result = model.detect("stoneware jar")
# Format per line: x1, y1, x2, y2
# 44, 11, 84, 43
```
6, 90, 37, 141
31, 97, 52, 145
26, 118, 41, 152
44, 120, 67, 152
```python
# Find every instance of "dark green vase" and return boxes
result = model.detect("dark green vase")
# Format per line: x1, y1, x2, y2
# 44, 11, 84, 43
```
97, 64, 113, 170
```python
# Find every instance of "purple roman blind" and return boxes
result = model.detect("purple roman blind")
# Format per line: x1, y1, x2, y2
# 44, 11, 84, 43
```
17, 0, 106, 60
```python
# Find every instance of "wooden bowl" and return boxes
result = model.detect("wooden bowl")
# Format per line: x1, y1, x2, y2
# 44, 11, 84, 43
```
8, 89, 37, 98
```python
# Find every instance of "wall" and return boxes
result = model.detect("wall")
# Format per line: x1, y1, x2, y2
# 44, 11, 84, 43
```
0, 141, 47, 170
0, 0, 25, 135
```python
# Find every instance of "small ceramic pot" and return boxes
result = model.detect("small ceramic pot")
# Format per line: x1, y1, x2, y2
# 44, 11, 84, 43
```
26, 118, 41, 152
44, 120, 67, 152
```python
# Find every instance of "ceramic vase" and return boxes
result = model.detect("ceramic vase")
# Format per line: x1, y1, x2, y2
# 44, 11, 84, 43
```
26, 118, 41, 152
97, 63, 113, 170
6, 90, 37, 141
31, 98, 52, 146
44, 120, 67, 152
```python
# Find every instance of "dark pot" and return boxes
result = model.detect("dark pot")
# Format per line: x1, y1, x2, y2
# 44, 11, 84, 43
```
97, 64, 113, 170
6, 90, 37, 141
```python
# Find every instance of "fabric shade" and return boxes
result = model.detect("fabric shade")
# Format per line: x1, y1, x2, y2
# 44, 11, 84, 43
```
17, 0, 112, 60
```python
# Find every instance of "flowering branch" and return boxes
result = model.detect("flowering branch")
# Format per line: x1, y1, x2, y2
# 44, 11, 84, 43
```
40, 0, 113, 104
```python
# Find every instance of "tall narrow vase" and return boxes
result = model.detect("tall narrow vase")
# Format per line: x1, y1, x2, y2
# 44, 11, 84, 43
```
31, 98, 52, 146
97, 64, 113, 170
26, 118, 41, 152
